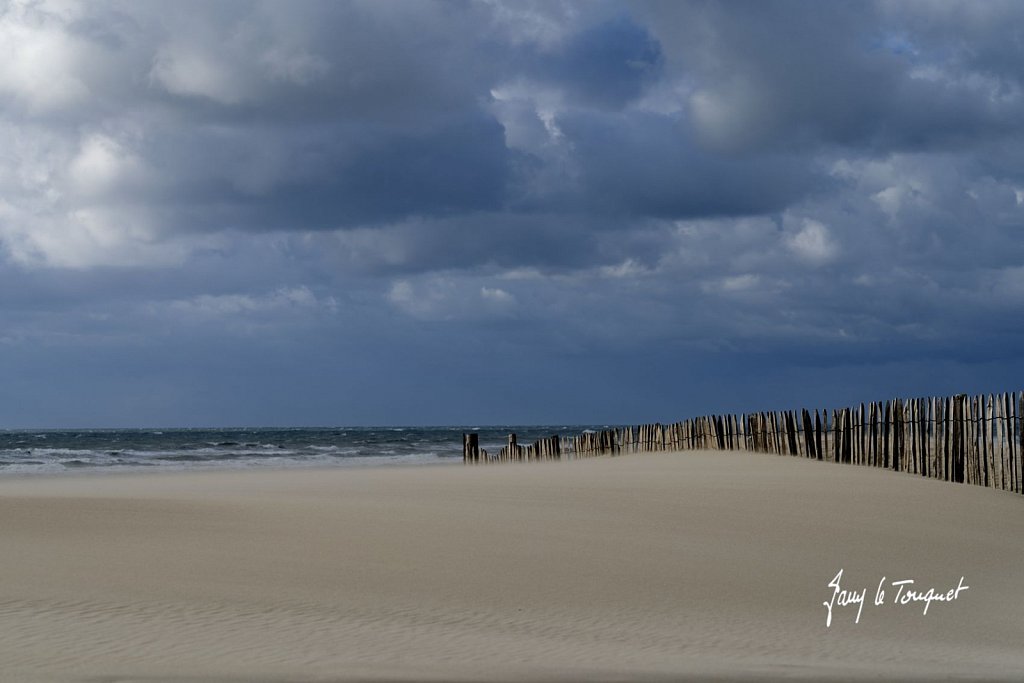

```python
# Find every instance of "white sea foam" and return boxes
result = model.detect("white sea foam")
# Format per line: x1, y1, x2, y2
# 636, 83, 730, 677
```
0, 427, 588, 475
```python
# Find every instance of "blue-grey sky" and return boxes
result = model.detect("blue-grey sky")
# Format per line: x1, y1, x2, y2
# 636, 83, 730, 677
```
2, 0, 1024, 427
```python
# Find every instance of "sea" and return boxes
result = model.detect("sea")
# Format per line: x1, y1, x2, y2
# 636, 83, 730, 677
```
0, 426, 596, 475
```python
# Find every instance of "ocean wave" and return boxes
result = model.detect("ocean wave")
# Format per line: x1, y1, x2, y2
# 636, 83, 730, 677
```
0, 426, 579, 475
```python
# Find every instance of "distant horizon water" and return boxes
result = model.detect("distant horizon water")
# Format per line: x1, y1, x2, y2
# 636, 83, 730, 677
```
0, 426, 604, 475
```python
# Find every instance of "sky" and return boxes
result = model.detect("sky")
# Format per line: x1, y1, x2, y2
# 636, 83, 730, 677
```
2, 0, 1024, 427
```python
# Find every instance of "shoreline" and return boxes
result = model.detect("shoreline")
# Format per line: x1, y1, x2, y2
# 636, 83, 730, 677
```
0, 453, 462, 481
1, 450, 1021, 681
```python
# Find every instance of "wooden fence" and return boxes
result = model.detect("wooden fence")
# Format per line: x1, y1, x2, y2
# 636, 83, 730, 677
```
463, 392, 1024, 494
463, 432, 561, 463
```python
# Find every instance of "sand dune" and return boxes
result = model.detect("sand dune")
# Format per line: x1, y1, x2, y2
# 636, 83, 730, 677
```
0, 451, 1021, 681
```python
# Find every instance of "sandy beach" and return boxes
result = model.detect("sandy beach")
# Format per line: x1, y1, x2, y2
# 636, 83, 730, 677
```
0, 450, 1021, 682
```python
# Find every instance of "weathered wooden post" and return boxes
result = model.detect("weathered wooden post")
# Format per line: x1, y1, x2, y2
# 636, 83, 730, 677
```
943, 396, 952, 481
952, 395, 962, 482
929, 396, 937, 478
1011, 393, 1019, 493
999, 393, 1008, 489
1011, 392, 1020, 493
859, 403, 867, 466
867, 403, 875, 467
965, 396, 974, 484
463, 433, 480, 463
983, 395, 993, 487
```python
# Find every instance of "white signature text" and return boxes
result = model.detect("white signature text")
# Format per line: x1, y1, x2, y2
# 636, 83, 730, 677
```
823, 569, 969, 627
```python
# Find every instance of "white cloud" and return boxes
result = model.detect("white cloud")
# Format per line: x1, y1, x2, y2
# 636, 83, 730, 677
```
872, 185, 905, 218
688, 78, 769, 151
165, 286, 332, 319
717, 274, 760, 292
480, 286, 515, 304
498, 267, 545, 281
388, 276, 519, 320
387, 278, 458, 320
150, 43, 248, 105
598, 259, 650, 279
0, 206, 186, 269
0, 3, 92, 112
0, 126, 180, 268
484, 0, 577, 50
490, 80, 570, 150
786, 218, 837, 265
68, 134, 143, 197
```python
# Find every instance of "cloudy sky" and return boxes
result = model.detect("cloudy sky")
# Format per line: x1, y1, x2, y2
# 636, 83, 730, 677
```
2, 0, 1023, 427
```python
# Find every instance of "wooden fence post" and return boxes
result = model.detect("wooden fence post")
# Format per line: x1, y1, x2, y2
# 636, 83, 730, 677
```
463, 433, 480, 463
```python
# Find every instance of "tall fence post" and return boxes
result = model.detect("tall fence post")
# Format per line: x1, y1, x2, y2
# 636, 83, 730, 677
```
462, 433, 479, 463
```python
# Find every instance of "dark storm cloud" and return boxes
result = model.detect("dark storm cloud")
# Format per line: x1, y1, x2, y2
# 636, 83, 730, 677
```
3, 0, 1024, 426
558, 111, 819, 217
145, 113, 514, 232
529, 14, 663, 108
313, 212, 639, 277
11, 0, 1019, 245
638, 0, 1024, 152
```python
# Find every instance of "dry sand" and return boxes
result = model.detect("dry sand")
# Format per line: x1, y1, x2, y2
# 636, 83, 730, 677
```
0, 450, 1021, 682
